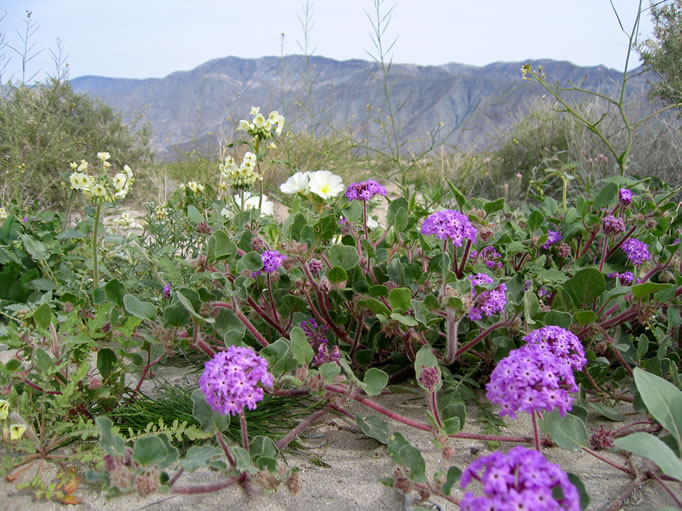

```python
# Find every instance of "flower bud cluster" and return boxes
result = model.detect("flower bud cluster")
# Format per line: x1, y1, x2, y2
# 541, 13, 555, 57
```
68, 153, 134, 203
602, 215, 625, 236
237, 106, 285, 140
220, 152, 260, 189
460, 446, 580, 510
198, 346, 273, 416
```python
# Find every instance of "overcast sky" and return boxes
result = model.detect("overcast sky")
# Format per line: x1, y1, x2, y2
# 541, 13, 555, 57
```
1, 0, 656, 82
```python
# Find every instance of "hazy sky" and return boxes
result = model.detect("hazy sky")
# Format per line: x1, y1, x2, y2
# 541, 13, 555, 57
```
1, 0, 655, 82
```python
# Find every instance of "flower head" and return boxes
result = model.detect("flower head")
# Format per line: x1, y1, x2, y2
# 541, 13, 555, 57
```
420, 210, 477, 247
162, 284, 172, 299
308, 170, 345, 199
345, 179, 387, 202
542, 230, 562, 249
486, 344, 581, 419
460, 446, 580, 510
261, 250, 285, 273
199, 346, 273, 416
9, 423, 27, 441
97, 152, 111, 162
608, 271, 634, 286
622, 238, 650, 266
0, 400, 8, 421
523, 325, 586, 372
280, 171, 310, 194
602, 215, 625, 236
0, 208, 7, 222
619, 188, 633, 205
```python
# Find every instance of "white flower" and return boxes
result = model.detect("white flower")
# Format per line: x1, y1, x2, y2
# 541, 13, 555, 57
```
92, 183, 107, 197
112, 173, 127, 190
237, 119, 250, 131
308, 170, 344, 199
187, 181, 200, 192
367, 216, 379, 230
97, 152, 111, 162
69, 161, 78, 170
0, 400, 8, 420
249, 106, 260, 116
0, 208, 7, 221
280, 171, 310, 194
253, 113, 266, 128
123, 165, 134, 179
268, 142, 277, 150
231, 192, 274, 217
9, 423, 26, 441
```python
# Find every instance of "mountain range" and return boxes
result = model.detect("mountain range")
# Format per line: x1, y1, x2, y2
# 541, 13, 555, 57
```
69, 55, 653, 160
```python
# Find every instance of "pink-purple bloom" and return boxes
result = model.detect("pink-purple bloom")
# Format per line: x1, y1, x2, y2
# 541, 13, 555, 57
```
470, 246, 503, 269
162, 284, 172, 299
461, 446, 580, 510
468, 273, 507, 321
523, 326, 586, 372
602, 215, 625, 236
608, 271, 634, 286
621, 238, 651, 266
345, 180, 387, 201
619, 188, 633, 205
486, 344, 581, 419
420, 210, 477, 247
301, 318, 340, 366
198, 346, 273, 416
542, 230, 562, 250
261, 250, 286, 273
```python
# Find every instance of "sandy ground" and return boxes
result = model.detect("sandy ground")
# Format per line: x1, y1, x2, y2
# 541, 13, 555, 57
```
0, 362, 680, 511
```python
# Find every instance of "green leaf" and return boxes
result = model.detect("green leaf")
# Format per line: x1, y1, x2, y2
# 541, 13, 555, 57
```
442, 466, 462, 496
176, 289, 214, 324
35, 348, 55, 373
186, 204, 204, 224
123, 294, 156, 321
363, 368, 389, 396
249, 436, 279, 472
329, 244, 359, 270
562, 268, 606, 308
593, 182, 618, 209
388, 287, 411, 314
632, 282, 672, 299
587, 402, 625, 422
133, 436, 167, 467
290, 327, 314, 366
615, 432, 682, 481
214, 308, 245, 342
20, 234, 46, 260
239, 251, 264, 272
163, 301, 189, 327
180, 445, 223, 472
388, 197, 409, 231
483, 198, 505, 215
574, 310, 597, 325
33, 303, 53, 330
327, 266, 348, 284
318, 362, 340, 382
634, 367, 682, 450
314, 213, 340, 242
191, 389, 229, 434
541, 409, 588, 450
567, 473, 590, 511
447, 183, 467, 208
543, 310, 572, 329
390, 312, 418, 326
207, 230, 236, 262
358, 298, 391, 316
388, 432, 426, 482
104, 279, 127, 308
356, 415, 389, 444
528, 210, 544, 232
95, 417, 125, 455
97, 348, 117, 380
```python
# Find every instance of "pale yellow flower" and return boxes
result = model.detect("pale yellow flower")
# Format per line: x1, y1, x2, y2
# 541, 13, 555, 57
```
112, 173, 127, 190
0, 400, 8, 420
0, 208, 7, 221
249, 106, 260, 116
280, 171, 310, 194
123, 164, 134, 179
237, 119, 250, 131
308, 170, 344, 199
77, 160, 89, 172
97, 152, 111, 162
9, 423, 26, 441
92, 183, 107, 197
253, 113, 266, 128
69, 161, 78, 170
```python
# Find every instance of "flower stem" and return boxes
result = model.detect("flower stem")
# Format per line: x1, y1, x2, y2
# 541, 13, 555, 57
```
532, 410, 540, 451
240, 411, 249, 451
92, 202, 102, 289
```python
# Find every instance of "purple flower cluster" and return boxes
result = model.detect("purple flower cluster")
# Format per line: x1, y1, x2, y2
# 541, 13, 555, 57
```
486, 344, 580, 419
261, 250, 286, 273
470, 246, 503, 269
301, 318, 340, 366
621, 238, 650, 266
619, 188, 633, 205
199, 346, 273, 416
602, 215, 625, 236
467, 273, 507, 321
523, 326, 586, 372
608, 271, 634, 286
542, 230, 562, 250
420, 210, 477, 247
162, 284, 171, 299
461, 446, 580, 511
345, 180, 387, 201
